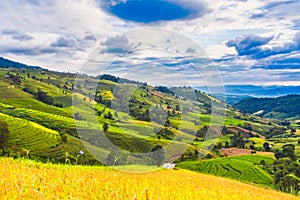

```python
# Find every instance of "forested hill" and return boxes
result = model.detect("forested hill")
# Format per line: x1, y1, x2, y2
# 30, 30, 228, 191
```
0, 57, 43, 70
234, 94, 300, 119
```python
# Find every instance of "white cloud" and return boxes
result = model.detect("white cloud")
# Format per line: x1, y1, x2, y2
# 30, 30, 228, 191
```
0, 0, 299, 85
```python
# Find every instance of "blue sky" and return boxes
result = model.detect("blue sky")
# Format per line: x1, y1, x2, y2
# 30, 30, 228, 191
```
1, 0, 300, 86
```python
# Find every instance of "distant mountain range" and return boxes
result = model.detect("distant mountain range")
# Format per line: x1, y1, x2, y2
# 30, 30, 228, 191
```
1, 56, 300, 102
0, 57, 43, 70
234, 94, 300, 119
197, 85, 300, 104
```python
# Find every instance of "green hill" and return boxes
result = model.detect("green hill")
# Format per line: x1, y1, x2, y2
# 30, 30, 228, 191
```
234, 94, 300, 119
1, 58, 300, 196
0, 58, 297, 164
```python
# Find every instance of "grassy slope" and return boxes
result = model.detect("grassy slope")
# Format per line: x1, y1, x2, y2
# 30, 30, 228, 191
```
176, 155, 275, 188
0, 68, 297, 165
0, 157, 298, 200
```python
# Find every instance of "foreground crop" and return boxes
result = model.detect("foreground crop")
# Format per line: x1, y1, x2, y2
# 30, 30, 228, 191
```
0, 158, 299, 200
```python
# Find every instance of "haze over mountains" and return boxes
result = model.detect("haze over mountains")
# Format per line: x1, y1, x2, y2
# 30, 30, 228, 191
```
2, 56, 300, 103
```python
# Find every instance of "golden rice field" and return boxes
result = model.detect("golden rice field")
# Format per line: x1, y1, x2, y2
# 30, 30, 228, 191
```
0, 158, 299, 200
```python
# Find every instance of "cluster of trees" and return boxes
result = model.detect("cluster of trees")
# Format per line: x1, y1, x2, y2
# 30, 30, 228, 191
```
36, 89, 54, 105
23, 87, 64, 108
97, 74, 143, 85
154, 86, 174, 95
156, 128, 174, 140
6, 73, 21, 85
271, 144, 300, 194
235, 94, 300, 118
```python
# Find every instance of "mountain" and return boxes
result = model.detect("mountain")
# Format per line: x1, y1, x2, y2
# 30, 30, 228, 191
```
1, 59, 300, 195
212, 93, 253, 105
0, 63, 287, 163
0, 57, 43, 70
234, 94, 300, 119
197, 85, 300, 105
223, 85, 300, 97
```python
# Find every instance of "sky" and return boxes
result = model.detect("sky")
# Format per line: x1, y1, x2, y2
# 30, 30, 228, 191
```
1, 0, 300, 86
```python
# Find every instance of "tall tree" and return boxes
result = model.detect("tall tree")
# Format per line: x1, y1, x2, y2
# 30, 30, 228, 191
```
0, 120, 9, 155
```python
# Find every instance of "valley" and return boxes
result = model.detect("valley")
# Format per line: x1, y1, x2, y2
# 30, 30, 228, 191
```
0, 58, 300, 197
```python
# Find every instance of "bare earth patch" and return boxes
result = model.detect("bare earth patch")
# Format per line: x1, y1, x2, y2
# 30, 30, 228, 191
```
220, 148, 274, 157
227, 126, 264, 138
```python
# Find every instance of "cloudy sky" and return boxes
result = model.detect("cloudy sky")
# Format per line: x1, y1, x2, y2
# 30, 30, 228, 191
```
1, 0, 300, 86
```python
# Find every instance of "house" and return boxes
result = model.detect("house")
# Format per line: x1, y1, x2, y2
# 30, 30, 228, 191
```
162, 163, 176, 169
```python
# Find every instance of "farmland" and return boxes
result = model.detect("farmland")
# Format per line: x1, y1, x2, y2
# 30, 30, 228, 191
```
0, 157, 299, 200
1, 65, 300, 197
177, 155, 275, 187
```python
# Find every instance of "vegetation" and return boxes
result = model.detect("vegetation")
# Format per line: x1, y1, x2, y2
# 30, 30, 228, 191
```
235, 95, 300, 119
177, 155, 275, 187
0, 157, 299, 200
150, 145, 165, 167
1, 58, 300, 197
0, 120, 9, 155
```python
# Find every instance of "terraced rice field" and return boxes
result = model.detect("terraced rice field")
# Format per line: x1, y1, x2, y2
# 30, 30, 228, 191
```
177, 155, 274, 187
0, 112, 60, 150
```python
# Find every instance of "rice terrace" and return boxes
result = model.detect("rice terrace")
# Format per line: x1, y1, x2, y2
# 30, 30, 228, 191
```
1, 0, 300, 199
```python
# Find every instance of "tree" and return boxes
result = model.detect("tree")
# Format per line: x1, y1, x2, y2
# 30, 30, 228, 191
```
225, 141, 230, 148
0, 120, 9, 155
217, 143, 223, 149
164, 119, 170, 126
104, 112, 114, 120
243, 122, 252, 131
231, 132, 245, 148
282, 144, 296, 160
290, 127, 296, 133
263, 142, 271, 152
103, 123, 109, 132
150, 145, 165, 167
8, 74, 21, 85
275, 150, 283, 160
196, 126, 208, 138
74, 112, 83, 120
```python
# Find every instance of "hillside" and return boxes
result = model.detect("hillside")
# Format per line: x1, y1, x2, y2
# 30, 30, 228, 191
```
0, 65, 290, 163
0, 57, 43, 70
234, 94, 300, 119
0, 157, 298, 200
177, 154, 275, 187
1, 58, 300, 196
